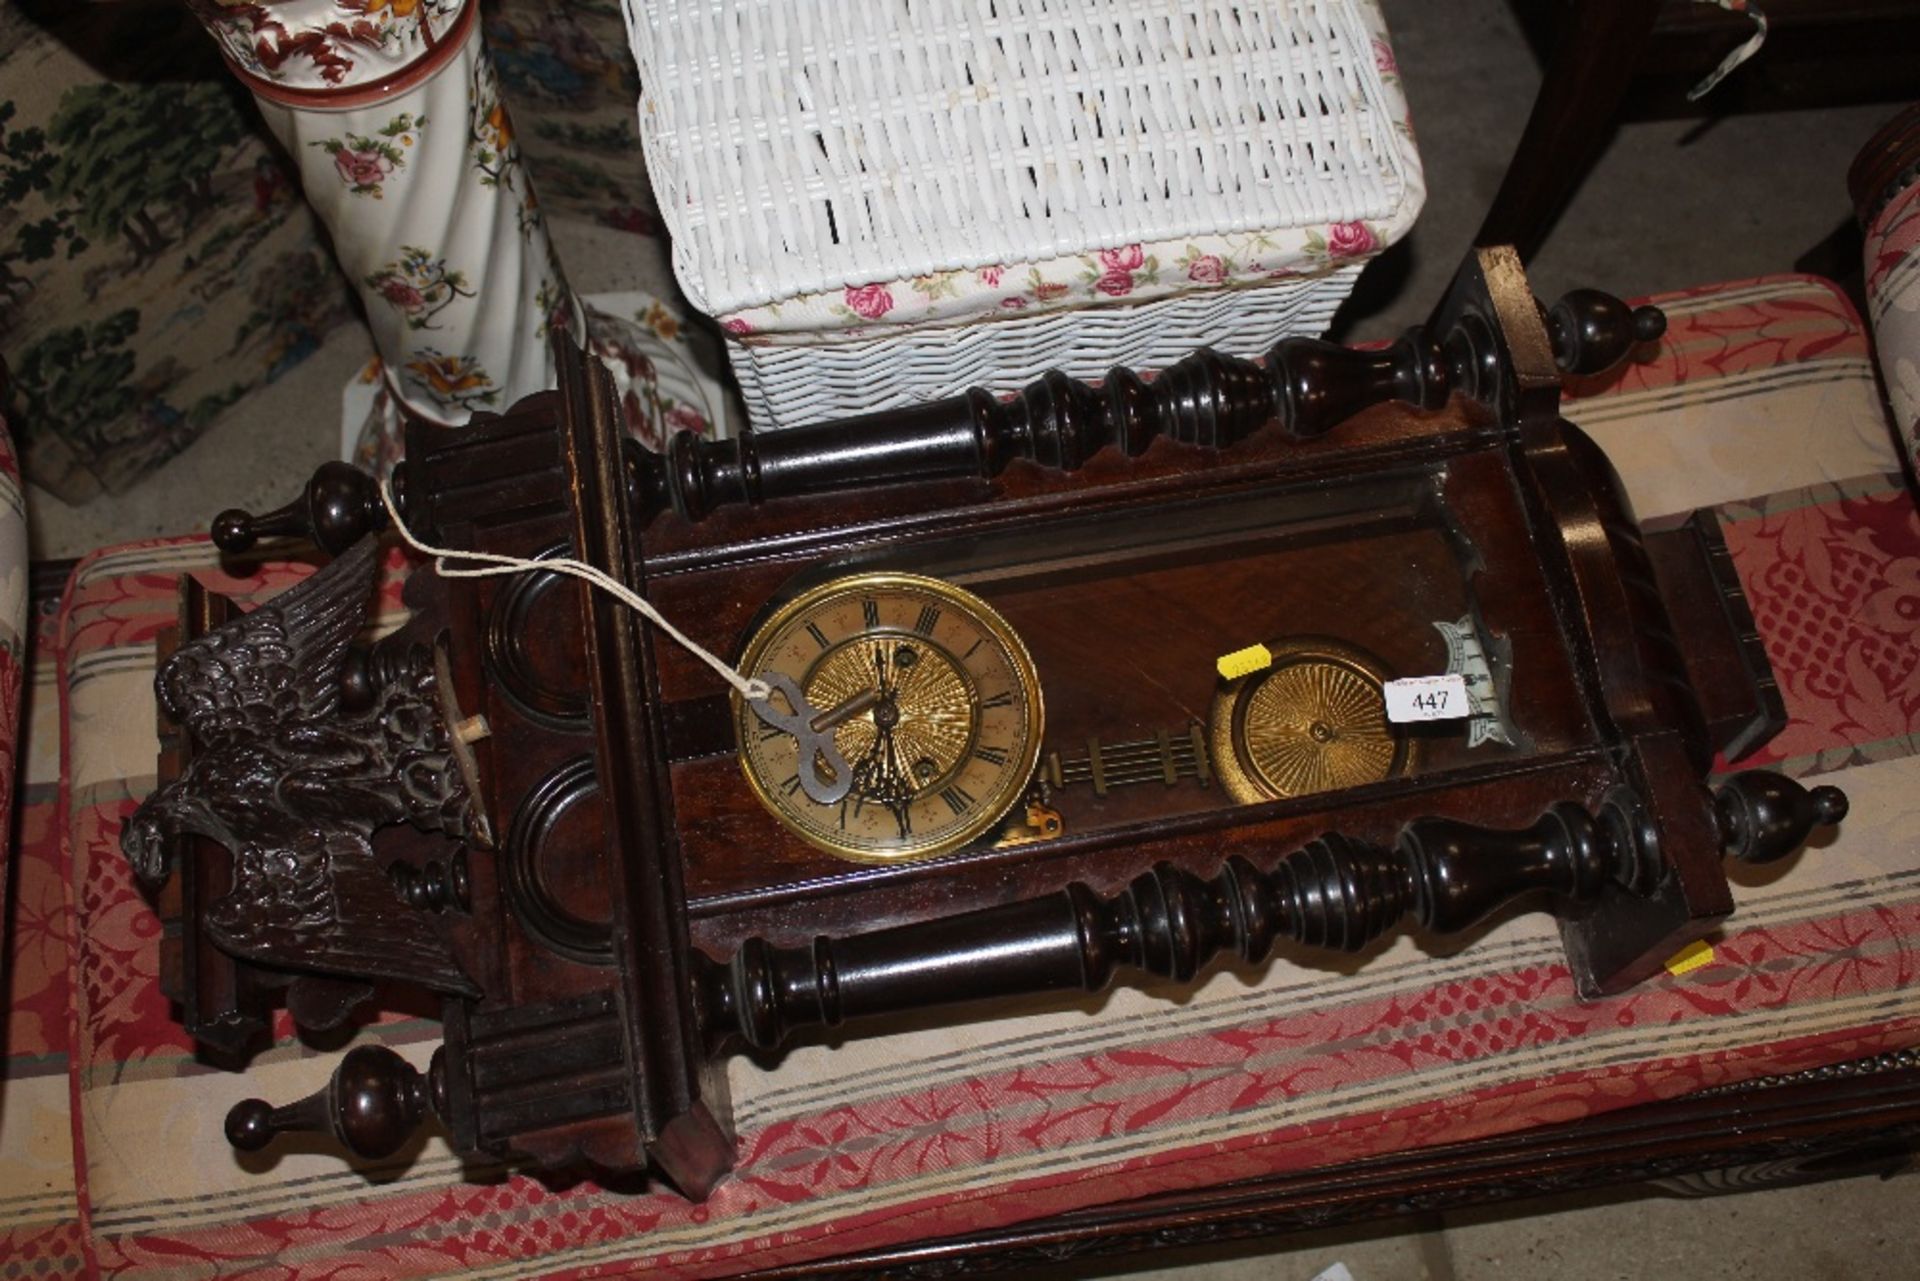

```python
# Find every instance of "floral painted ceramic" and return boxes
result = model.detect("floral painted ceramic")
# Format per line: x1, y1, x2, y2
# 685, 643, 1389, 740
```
178, 0, 730, 466
210, 1, 581, 428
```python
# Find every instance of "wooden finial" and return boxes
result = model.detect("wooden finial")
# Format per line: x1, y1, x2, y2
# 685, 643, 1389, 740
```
226, 1045, 440, 1159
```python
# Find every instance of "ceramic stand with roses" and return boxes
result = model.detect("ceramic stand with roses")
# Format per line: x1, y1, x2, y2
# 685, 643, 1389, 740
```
180, 0, 726, 466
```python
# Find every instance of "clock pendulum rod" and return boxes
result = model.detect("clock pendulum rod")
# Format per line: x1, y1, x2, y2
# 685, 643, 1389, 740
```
206, 292, 1667, 551
1042, 722, 1214, 796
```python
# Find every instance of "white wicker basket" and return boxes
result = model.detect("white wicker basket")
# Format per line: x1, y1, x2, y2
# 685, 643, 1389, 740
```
622, 0, 1421, 430
729, 265, 1361, 427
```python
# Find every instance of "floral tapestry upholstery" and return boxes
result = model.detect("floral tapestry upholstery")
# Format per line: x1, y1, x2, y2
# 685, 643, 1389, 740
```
0, 0, 661, 502
0, 4, 353, 501
5, 273, 1920, 1278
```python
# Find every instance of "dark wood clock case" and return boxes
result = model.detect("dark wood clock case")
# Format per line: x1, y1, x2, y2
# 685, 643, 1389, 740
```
132, 248, 1844, 1206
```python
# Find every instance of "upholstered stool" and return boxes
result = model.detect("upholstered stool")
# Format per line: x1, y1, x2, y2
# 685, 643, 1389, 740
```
3, 270, 1917, 1277
623, 0, 1424, 429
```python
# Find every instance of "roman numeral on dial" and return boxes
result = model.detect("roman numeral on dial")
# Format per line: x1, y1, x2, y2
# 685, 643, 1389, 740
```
913, 604, 942, 636
973, 744, 1009, 766
940, 784, 977, 816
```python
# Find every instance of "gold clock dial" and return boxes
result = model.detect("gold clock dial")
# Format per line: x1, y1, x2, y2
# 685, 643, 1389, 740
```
1210, 637, 1409, 804
734, 573, 1044, 863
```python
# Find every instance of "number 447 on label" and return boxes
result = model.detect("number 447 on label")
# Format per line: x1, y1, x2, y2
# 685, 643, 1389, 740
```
1383, 674, 1471, 724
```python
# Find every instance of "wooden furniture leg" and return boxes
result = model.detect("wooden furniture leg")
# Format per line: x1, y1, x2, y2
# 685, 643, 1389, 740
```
1475, 0, 1663, 262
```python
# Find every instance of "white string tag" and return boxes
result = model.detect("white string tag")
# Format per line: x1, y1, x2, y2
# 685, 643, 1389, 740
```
377, 479, 852, 804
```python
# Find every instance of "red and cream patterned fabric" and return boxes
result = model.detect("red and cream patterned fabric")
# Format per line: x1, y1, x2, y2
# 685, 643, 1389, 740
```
0, 414, 63, 1274
8, 273, 1920, 1279
1563, 275, 1917, 777
0, 615, 78, 1278
0, 417, 28, 881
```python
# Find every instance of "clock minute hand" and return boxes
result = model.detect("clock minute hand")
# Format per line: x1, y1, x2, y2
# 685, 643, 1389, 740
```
811, 687, 883, 733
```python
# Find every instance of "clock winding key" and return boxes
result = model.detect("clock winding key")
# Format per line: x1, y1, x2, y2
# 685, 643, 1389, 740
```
743, 671, 855, 805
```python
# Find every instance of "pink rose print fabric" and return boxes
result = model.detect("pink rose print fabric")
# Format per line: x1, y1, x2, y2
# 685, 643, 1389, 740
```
1325, 221, 1377, 258
1185, 253, 1228, 284
1092, 243, 1148, 296
840, 282, 896, 320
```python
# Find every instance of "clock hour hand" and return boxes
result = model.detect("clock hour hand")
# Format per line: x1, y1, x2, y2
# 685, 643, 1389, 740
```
852, 649, 919, 834
852, 726, 917, 838
745, 672, 854, 805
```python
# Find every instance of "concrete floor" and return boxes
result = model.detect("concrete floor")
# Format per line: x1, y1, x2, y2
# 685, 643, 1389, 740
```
24, 0, 1918, 1275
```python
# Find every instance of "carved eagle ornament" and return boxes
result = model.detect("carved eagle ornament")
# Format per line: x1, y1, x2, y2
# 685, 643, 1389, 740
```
120, 537, 481, 1005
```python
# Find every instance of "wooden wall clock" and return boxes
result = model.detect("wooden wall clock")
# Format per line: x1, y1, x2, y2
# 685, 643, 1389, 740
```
130, 248, 1845, 1200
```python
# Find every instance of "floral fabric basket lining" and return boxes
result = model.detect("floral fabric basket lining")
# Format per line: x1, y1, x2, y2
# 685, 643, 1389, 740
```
726, 261, 1369, 428
621, 0, 1423, 429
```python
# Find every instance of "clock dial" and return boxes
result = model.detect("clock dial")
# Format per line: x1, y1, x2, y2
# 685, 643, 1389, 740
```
735, 573, 1044, 863
1209, 637, 1410, 804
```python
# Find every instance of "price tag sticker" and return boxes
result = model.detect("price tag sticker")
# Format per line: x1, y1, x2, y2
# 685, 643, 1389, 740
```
1216, 643, 1273, 682
1383, 674, 1470, 723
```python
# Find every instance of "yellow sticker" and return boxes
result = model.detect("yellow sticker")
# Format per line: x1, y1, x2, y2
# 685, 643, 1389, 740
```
1664, 939, 1715, 977
1217, 643, 1273, 682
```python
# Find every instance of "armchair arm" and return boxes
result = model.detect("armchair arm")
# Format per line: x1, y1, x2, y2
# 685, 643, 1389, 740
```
1851, 104, 1920, 469
0, 403, 27, 902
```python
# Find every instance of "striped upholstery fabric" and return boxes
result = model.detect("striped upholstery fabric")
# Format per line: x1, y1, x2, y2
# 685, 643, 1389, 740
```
4, 274, 1919, 1278
0, 418, 26, 883
0, 419, 36, 1262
